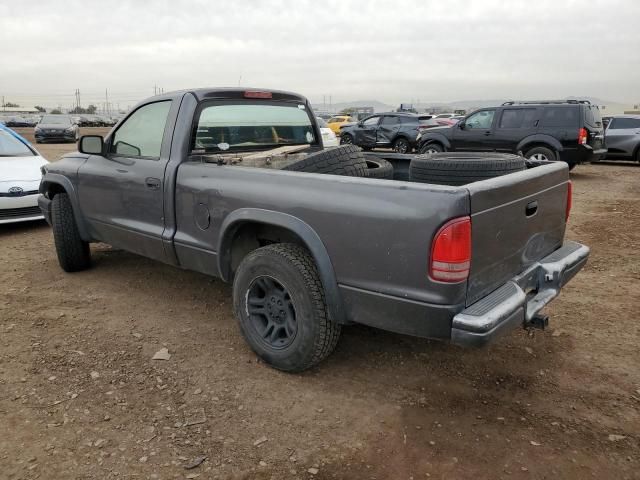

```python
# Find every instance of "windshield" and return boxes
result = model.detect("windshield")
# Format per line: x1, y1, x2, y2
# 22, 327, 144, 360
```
192, 102, 317, 153
0, 129, 34, 156
40, 115, 71, 125
316, 117, 328, 128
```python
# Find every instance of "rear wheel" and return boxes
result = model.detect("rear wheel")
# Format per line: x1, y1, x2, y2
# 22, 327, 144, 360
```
232, 243, 341, 372
392, 137, 410, 154
525, 146, 556, 162
51, 193, 91, 272
419, 143, 444, 155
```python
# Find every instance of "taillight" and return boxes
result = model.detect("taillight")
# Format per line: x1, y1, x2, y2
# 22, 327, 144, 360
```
578, 127, 588, 145
244, 90, 273, 99
565, 181, 572, 221
429, 216, 471, 283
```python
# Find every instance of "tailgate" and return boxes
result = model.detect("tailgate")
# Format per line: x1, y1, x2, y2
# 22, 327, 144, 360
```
465, 162, 569, 306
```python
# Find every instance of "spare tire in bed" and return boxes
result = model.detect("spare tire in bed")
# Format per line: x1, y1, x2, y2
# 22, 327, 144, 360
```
364, 156, 394, 179
409, 152, 526, 186
282, 145, 368, 177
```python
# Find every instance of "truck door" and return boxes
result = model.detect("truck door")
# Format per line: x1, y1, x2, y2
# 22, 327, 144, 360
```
355, 115, 381, 148
492, 107, 539, 152
376, 115, 401, 146
77, 100, 176, 261
453, 109, 497, 151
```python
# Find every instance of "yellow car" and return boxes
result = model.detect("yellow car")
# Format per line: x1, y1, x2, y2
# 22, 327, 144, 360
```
327, 115, 354, 136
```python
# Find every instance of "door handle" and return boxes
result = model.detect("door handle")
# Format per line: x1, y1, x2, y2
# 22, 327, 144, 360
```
526, 200, 538, 217
484, 131, 491, 136
145, 177, 161, 190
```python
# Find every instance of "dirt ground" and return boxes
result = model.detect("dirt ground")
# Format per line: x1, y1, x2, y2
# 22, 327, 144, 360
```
1, 136, 639, 479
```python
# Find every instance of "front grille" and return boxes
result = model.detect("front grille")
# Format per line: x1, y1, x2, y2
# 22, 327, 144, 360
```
0, 190, 39, 198
0, 206, 42, 219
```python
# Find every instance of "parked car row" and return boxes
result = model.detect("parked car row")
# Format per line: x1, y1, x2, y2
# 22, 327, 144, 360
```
0, 115, 40, 127
337, 100, 610, 169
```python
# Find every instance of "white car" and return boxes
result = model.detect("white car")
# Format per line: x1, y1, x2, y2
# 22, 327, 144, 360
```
0, 126, 48, 224
316, 117, 339, 148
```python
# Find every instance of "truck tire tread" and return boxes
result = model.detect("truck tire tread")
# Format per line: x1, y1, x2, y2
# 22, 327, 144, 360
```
51, 193, 91, 272
283, 145, 368, 177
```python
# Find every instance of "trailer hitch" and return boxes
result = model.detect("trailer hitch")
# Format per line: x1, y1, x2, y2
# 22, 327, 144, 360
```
527, 314, 549, 330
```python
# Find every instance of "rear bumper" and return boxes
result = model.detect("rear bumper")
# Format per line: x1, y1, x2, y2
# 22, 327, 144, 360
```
451, 241, 590, 347
562, 146, 607, 164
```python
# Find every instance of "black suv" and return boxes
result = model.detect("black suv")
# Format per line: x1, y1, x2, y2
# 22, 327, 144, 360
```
340, 112, 435, 153
416, 100, 606, 169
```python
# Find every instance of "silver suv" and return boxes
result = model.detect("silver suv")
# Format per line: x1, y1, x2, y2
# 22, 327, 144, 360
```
603, 115, 640, 162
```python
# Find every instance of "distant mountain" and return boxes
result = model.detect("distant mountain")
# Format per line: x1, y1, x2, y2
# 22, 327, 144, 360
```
312, 100, 396, 114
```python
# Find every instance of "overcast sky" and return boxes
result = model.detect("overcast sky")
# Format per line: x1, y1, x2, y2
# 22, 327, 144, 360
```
1, 0, 639, 109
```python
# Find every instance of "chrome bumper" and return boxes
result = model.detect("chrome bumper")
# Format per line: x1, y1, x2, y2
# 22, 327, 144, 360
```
451, 241, 590, 347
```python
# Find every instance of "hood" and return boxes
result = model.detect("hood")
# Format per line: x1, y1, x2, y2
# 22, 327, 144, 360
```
0, 155, 48, 182
37, 123, 74, 129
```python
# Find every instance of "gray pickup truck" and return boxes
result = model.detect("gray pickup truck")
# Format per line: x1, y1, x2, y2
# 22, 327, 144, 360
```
38, 88, 589, 372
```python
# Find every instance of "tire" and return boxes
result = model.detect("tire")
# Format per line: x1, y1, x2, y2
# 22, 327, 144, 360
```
282, 144, 367, 177
232, 243, 341, 372
51, 193, 91, 272
409, 152, 526, 186
340, 133, 353, 145
419, 142, 444, 155
525, 146, 556, 162
364, 156, 394, 179
392, 137, 411, 154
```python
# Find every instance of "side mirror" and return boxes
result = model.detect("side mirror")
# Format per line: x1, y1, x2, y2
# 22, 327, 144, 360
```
458, 121, 466, 130
79, 135, 104, 154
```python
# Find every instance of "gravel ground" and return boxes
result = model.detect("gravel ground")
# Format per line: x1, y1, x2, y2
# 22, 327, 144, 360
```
1, 137, 639, 479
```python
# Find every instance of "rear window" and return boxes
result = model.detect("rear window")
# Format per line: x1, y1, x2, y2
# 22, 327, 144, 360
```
498, 108, 538, 129
609, 117, 640, 129
584, 105, 602, 128
192, 102, 316, 153
540, 107, 579, 127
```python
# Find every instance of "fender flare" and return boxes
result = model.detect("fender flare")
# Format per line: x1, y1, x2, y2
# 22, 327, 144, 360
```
39, 173, 91, 241
517, 134, 563, 154
217, 208, 346, 324
418, 133, 451, 150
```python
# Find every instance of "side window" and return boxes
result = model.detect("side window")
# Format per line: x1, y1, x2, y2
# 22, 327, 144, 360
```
362, 116, 380, 126
465, 110, 495, 129
609, 117, 640, 129
540, 107, 578, 128
381, 116, 400, 126
110, 101, 171, 158
498, 108, 537, 129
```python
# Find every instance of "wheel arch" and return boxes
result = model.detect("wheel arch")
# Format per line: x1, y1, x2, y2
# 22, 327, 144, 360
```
40, 173, 91, 241
418, 133, 450, 151
218, 209, 346, 324
517, 135, 562, 155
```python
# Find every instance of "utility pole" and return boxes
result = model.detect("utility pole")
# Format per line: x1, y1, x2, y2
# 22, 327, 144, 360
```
105, 89, 110, 115
1, 96, 4, 111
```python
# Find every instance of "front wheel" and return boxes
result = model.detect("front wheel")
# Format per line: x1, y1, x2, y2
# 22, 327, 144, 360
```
51, 193, 91, 272
340, 133, 353, 145
232, 243, 341, 372
419, 143, 444, 155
